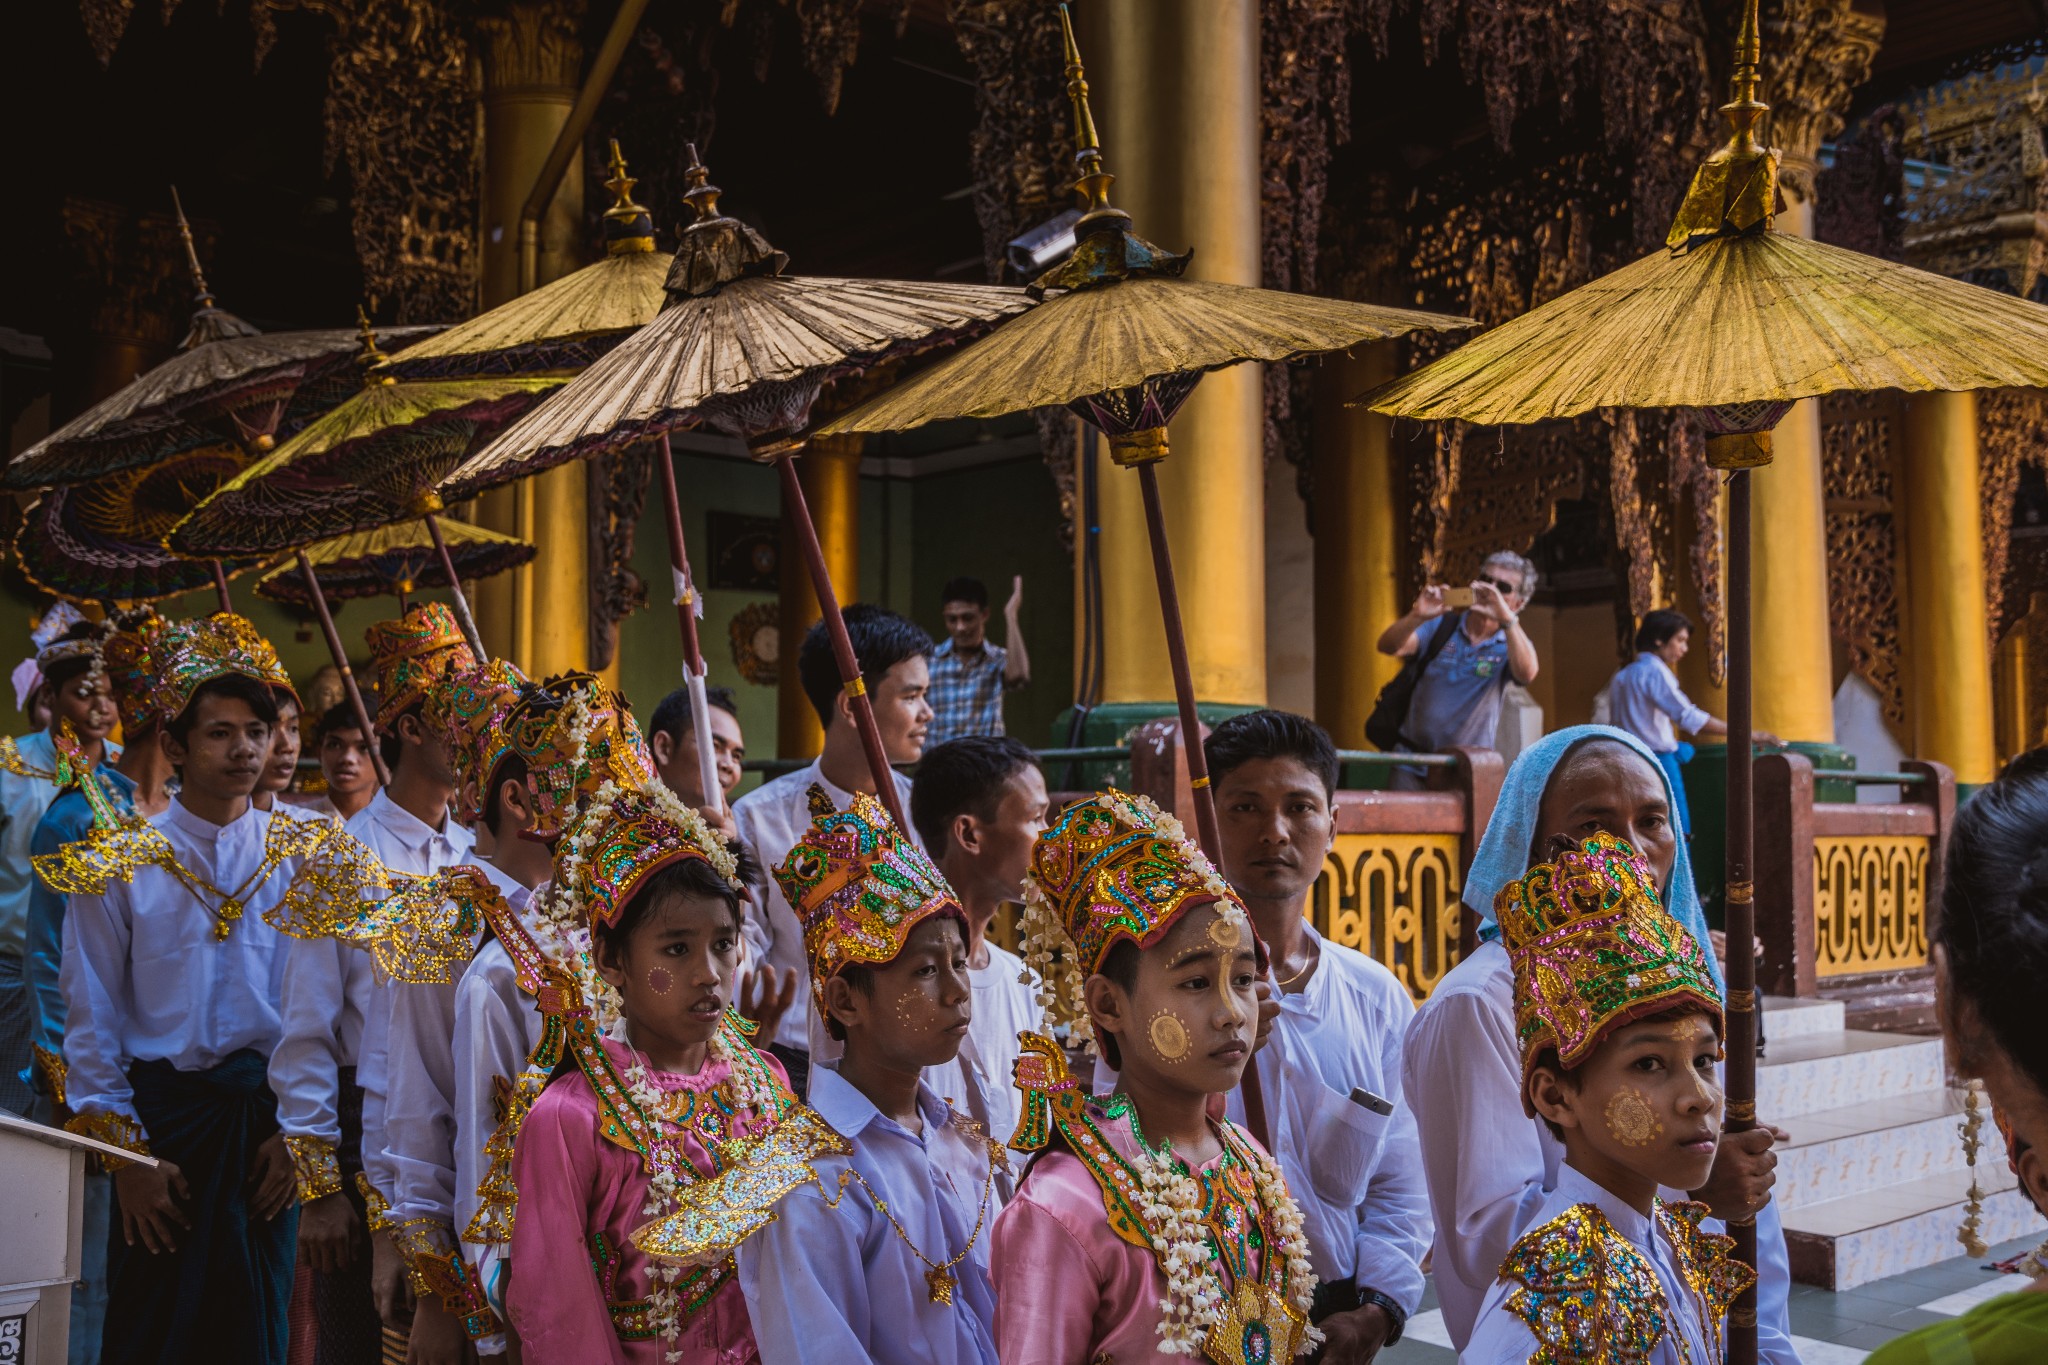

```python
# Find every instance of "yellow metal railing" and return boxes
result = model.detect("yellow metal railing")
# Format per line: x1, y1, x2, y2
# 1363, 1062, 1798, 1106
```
1309, 832, 1466, 1000
1812, 834, 1930, 977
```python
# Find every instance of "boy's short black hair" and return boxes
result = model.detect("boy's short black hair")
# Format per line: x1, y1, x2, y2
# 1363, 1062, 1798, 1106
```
314, 702, 368, 744
910, 735, 1037, 851
1634, 609, 1692, 654
590, 840, 758, 960
649, 684, 739, 743
823, 963, 875, 1043
166, 674, 281, 746
40, 623, 102, 693
1203, 709, 1339, 799
798, 605, 933, 729
479, 753, 530, 837
379, 699, 421, 771
940, 577, 988, 610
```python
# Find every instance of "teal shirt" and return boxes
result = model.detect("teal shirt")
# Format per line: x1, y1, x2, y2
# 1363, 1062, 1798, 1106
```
1867, 1286, 2048, 1365
24, 767, 135, 1092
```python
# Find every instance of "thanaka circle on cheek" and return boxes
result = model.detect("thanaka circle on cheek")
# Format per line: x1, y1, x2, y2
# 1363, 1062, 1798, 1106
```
1604, 1086, 1664, 1147
645, 965, 675, 996
1147, 1010, 1191, 1063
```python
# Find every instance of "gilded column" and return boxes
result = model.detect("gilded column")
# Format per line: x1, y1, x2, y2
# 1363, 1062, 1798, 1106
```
1311, 345, 1402, 743
1082, 0, 1266, 706
777, 436, 863, 759
474, 1, 589, 674
1745, 0, 1884, 743
1899, 392, 1997, 784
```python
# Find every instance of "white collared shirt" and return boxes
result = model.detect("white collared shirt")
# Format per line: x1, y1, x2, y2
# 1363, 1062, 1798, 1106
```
452, 883, 550, 1250
61, 798, 288, 1127
1404, 940, 1799, 1360
346, 790, 474, 1199
731, 759, 918, 1052
1226, 924, 1432, 1310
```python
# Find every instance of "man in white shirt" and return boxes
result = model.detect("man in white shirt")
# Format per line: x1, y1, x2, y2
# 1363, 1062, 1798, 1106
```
55, 614, 343, 1365
1203, 710, 1433, 1363
732, 604, 932, 1095
272, 603, 475, 1363
908, 735, 1048, 1155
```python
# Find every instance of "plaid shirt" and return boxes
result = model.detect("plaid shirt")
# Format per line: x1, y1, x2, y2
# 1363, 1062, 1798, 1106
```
927, 638, 1008, 745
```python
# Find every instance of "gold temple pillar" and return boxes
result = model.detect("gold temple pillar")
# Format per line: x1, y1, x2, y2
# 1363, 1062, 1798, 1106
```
1311, 345, 1402, 742
475, 1, 589, 675
777, 437, 862, 759
1082, 0, 1266, 707
1900, 391, 1997, 784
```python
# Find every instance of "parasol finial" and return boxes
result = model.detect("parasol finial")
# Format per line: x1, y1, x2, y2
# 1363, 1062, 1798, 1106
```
354, 305, 395, 385
1058, 5, 1120, 226
1664, 0, 1779, 251
602, 139, 657, 257
682, 143, 724, 225
169, 186, 216, 311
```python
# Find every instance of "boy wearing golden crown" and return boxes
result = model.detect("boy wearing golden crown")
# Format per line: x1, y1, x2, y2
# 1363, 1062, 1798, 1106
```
989, 790, 1321, 1365
48, 613, 375, 1365
1463, 832, 1752, 1365
270, 602, 474, 1359
506, 782, 796, 1362
731, 787, 1001, 1365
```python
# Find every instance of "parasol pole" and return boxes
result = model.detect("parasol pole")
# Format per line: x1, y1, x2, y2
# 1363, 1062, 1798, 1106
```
765, 441, 909, 833
418, 499, 488, 660
1723, 468, 1759, 1363
209, 560, 233, 613
656, 434, 725, 815
1132, 461, 1221, 859
295, 549, 390, 788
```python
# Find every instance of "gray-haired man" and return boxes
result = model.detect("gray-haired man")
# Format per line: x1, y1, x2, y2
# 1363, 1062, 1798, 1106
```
1375, 551, 1541, 786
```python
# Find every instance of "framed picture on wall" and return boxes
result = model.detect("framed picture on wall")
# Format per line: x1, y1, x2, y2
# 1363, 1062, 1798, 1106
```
709, 512, 779, 592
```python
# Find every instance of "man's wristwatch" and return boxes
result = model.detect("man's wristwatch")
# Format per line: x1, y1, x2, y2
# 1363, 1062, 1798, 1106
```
1358, 1287, 1407, 1345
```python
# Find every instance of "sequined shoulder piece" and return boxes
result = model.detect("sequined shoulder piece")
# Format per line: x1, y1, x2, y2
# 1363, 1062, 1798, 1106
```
263, 819, 397, 946
1657, 1199, 1756, 1326
0, 735, 55, 782
32, 820, 175, 897
629, 1102, 855, 1268
1497, 1203, 1669, 1365
284, 862, 497, 986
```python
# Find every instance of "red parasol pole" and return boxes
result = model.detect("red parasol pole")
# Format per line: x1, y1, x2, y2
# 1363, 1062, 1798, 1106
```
295, 549, 390, 788
1723, 470, 1759, 1362
656, 435, 726, 814
770, 450, 909, 832
420, 506, 488, 660
210, 560, 233, 614
1130, 456, 1269, 1148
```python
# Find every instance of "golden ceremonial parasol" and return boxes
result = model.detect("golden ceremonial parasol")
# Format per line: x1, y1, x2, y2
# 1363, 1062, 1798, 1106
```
821, 7, 1469, 855
13, 443, 267, 604
173, 316, 566, 786
1357, 3, 2048, 1354
816, 6, 1472, 1145
444, 147, 1032, 821
256, 520, 535, 611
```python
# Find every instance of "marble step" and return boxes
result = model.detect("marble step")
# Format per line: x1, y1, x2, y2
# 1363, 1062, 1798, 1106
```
1784, 1164, 2037, 1290
1759, 995, 1845, 1041
1776, 1087, 1969, 1211
1755, 1028, 1945, 1121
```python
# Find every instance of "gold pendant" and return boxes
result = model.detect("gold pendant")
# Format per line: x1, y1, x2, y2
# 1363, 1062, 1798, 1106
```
926, 1268, 956, 1306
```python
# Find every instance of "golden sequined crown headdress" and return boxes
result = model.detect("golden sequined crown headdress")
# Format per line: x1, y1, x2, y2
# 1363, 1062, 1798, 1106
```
499, 673, 655, 841
551, 782, 742, 934
773, 787, 962, 1015
100, 607, 167, 734
364, 603, 476, 717
423, 660, 530, 823
1019, 788, 1245, 1034
1498, 831, 1722, 1076
150, 612, 296, 726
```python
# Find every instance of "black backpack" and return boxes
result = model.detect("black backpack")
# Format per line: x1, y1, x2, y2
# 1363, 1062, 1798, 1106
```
1364, 611, 1463, 752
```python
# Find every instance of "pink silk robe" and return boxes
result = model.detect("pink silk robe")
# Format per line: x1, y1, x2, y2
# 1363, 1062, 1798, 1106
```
507, 1036, 789, 1365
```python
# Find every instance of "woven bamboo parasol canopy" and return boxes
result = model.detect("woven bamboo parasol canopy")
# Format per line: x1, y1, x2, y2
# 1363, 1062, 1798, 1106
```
1350, 6, 2048, 1360
5, 190, 435, 491
379, 143, 673, 381
14, 443, 268, 604
254, 520, 534, 608
439, 142, 1031, 826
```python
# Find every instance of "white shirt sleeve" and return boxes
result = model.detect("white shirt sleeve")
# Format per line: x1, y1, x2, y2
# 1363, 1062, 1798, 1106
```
452, 947, 534, 1245
269, 935, 364, 1147
1351, 991, 1433, 1315
59, 884, 138, 1125
382, 975, 462, 1227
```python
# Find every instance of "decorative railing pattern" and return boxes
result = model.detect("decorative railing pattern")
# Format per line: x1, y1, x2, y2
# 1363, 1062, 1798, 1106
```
1311, 833, 1466, 1000
1811, 834, 1931, 977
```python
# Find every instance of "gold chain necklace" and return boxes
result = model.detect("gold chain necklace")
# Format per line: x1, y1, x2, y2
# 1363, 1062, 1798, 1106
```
161, 824, 298, 942
842, 1131, 999, 1306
